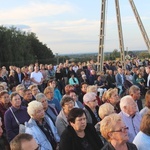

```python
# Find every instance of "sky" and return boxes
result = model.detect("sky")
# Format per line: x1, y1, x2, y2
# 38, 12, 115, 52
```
0, 0, 150, 55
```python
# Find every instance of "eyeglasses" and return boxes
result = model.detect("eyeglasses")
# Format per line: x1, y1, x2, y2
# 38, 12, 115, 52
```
35, 144, 41, 150
64, 101, 74, 106
89, 99, 97, 103
111, 127, 129, 133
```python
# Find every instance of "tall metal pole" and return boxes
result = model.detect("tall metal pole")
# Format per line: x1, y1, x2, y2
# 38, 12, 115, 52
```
129, 0, 150, 53
97, 0, 106, 72
115, 0, 125, 68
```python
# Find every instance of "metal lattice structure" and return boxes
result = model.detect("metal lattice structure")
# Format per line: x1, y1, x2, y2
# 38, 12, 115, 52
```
97, 0, 150, 72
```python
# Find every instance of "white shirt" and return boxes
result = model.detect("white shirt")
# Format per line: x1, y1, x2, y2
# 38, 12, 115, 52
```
30, 71, 43, 83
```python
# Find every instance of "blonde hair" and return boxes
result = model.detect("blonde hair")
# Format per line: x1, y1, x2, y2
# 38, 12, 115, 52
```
100, 114, 122, 141
98, 103, 115, 119
106, 88, 118, 100
87, 85, 97, 93
16, 84, 25, 92
44, 86, 54, 95
27, 101, 43, 118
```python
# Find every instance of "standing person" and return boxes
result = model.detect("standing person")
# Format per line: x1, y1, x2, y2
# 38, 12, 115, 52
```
30, 66, 44, 92
8, 70, 17, 91
25, 101, 60, 150
106, 70, 116, 88
14, 67, 24, 86
4, 92, 30, 142
115, 67, 126, 96
59, 108, 104, 150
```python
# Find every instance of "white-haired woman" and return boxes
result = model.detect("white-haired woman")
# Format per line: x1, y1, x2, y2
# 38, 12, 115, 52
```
25, 101, 60, 150
100, 114, 137, 150
83, 92, 100, 126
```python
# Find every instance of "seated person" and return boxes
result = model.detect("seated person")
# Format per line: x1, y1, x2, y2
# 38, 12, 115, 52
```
100, 113, 137, 150
59, 108, 104, 150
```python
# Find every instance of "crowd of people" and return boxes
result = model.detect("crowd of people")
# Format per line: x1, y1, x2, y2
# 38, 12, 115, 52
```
0, 58, 150, 150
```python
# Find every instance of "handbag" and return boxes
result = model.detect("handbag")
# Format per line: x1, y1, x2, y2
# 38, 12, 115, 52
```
9, 107, 26, 133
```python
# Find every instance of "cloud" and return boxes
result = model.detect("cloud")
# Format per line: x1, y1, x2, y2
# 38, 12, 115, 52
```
0, 2, 74, 21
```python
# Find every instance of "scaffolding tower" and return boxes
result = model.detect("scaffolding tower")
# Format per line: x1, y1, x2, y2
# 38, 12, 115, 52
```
97, 0, 150, 72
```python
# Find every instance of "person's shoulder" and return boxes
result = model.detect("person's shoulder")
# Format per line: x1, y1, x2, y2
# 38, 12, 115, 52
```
4, 108, 11, 116
126, 142, 138, 150
61, 126, 74, 137
101, 142, 114, 150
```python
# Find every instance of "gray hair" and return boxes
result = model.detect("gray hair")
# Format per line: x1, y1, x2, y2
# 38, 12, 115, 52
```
120, 95, 133, 111
27, 101, 43, 118
83, 92, 97, 103
36, 93, 47, 102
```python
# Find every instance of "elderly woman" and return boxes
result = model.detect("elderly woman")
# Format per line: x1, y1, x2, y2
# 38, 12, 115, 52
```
25, 101, 60, 150
104, 88, 121, 113
87, 85, 102, 106
133, 112, 150, 149
4, 92, 30, 142
36, 93, 58, 124
99, 103, 115, 120
59, 108, 104, 150
100, 114, 137, 150
44, 86, 61, 113
55, 96, 74, 136
83, 92, 100, 126
140, 90, 150, 117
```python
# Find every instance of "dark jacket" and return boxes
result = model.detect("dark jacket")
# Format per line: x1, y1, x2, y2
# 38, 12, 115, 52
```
101, 142, 137, 150
14, 72, 24, 85
59, 124, 104, 150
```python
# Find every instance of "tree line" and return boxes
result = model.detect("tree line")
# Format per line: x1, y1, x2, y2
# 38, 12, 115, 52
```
0, 26, 55, 67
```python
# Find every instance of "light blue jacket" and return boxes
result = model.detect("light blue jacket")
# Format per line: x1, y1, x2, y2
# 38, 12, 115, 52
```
25, 115, 60, 150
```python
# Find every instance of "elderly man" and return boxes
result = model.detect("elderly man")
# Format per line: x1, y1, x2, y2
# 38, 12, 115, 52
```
119, 95, 141, 142
129, 85, 143, 111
